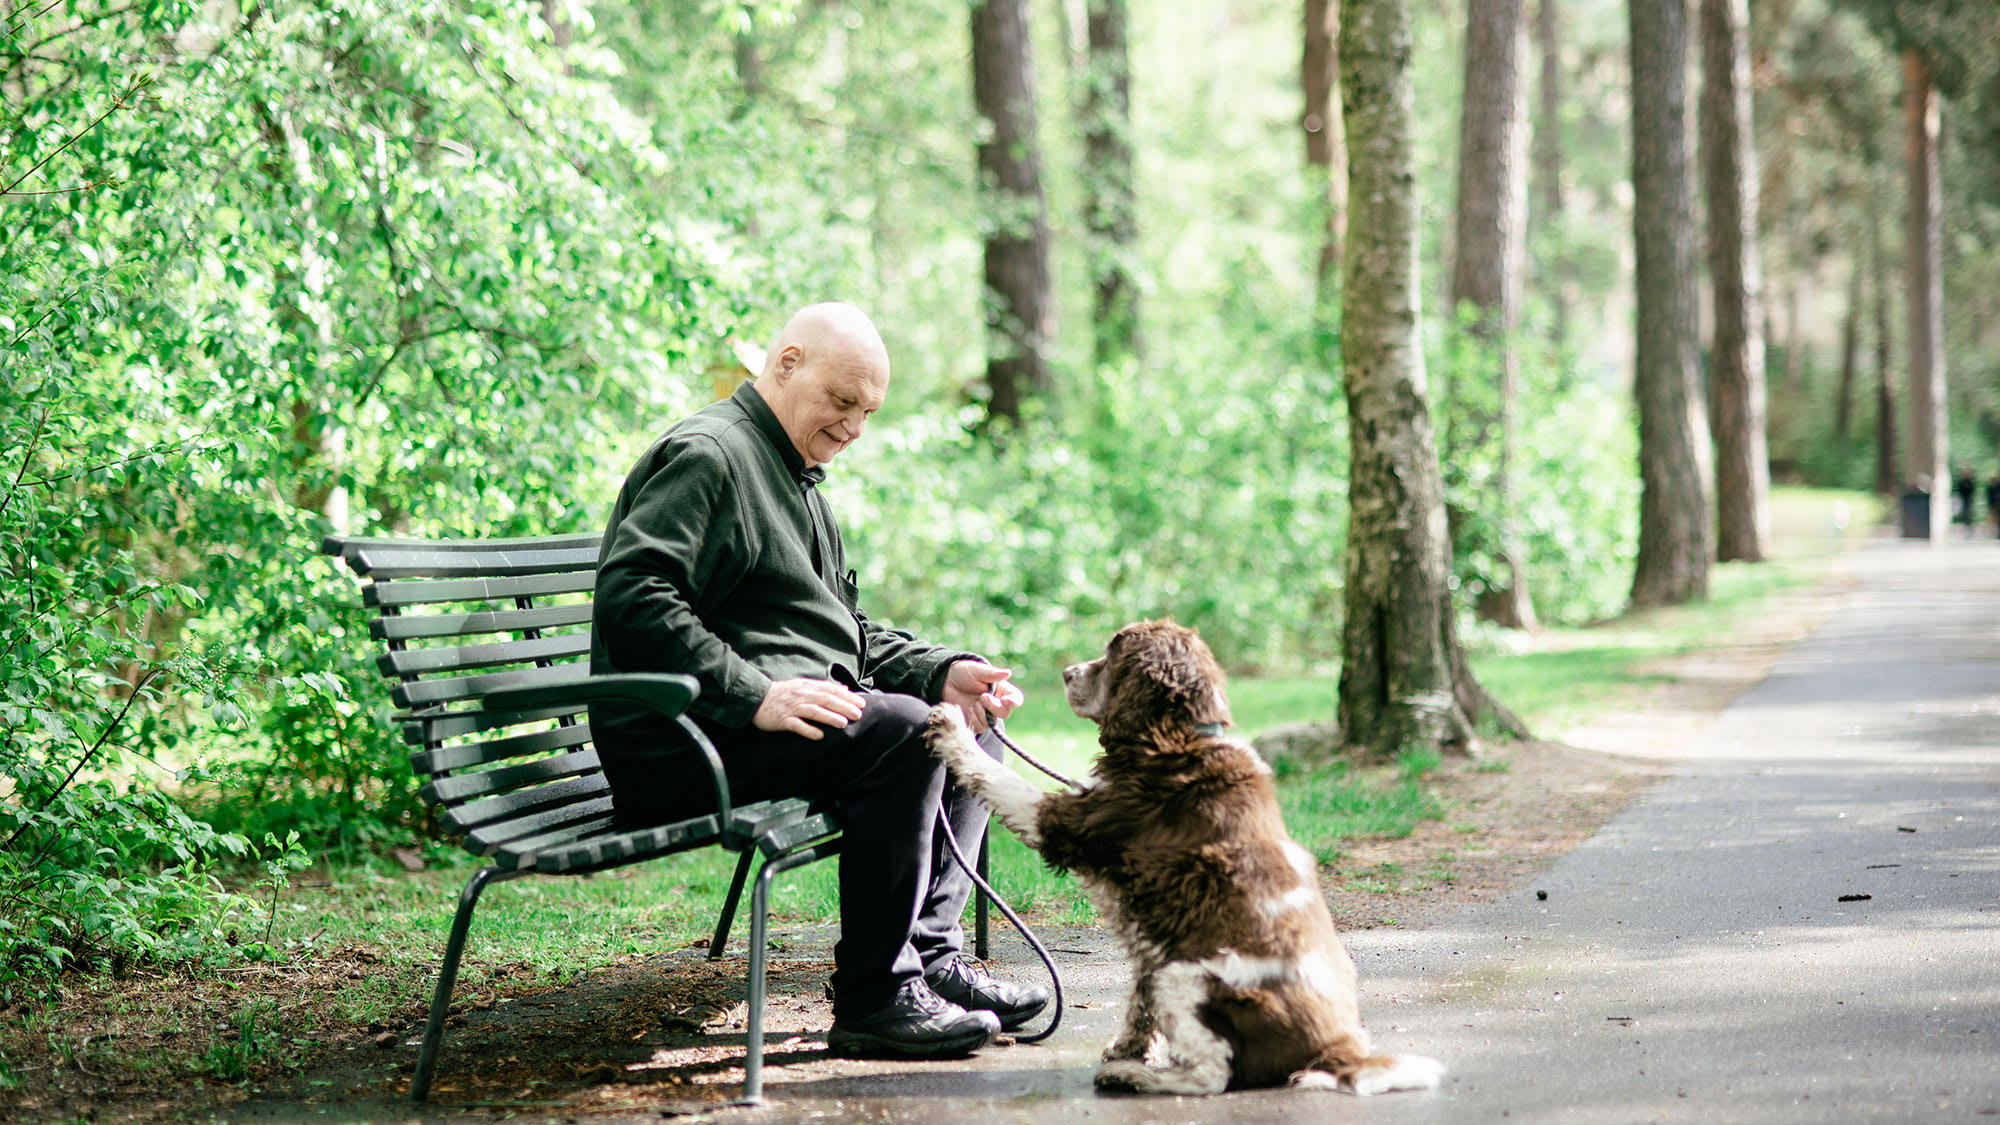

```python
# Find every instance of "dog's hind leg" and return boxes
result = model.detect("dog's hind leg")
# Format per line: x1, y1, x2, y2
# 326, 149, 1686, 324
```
1093, 962, 1231, 1095
1291, 1053, 1446, 1096
924, 705, 1045, 847
1102, 961, 1159, 1062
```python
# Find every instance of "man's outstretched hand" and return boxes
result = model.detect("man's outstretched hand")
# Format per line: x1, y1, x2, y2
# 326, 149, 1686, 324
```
942, 660, 1023, 733
753, 678, 866, 740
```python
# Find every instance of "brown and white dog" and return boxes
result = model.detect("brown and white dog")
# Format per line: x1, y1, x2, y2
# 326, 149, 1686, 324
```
925, 620, 1443, 1096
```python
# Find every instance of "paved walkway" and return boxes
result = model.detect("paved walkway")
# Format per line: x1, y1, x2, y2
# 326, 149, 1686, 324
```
746, 539, 2000, 1124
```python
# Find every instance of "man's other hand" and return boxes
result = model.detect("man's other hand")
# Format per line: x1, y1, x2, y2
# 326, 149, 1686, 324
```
942, 660, 1023, 733
753, 678, 867, 740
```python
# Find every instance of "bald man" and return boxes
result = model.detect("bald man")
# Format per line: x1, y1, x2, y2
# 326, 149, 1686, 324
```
590, 303, 1048, 1060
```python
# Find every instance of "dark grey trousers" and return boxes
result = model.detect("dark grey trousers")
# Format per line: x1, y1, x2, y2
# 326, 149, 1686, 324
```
612, 692, 1001, 1019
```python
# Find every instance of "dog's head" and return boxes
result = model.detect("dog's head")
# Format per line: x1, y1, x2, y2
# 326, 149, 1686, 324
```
1063, 619, 1231, 740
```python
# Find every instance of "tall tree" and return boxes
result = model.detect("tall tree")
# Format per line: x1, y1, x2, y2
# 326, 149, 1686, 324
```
1901, 48, 1946, 536
1531, 0, 1567, 342
972, 0, 1055, 424
1627, 0, 1710, 607
1083, 0, 1140, 365
1303, 0, 1348, 311
1871, 205, 1899, 499
1449, 0, 1536, 630
1338, 0, 1522, 757
1700, 0, 1772, 563
1834, 253, 1861, 442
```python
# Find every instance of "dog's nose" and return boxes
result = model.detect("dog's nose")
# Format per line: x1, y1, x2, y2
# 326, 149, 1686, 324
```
1062, 664, 1079, 683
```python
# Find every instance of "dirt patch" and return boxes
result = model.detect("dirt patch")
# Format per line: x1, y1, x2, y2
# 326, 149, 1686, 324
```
1322, 739, 1672, 932
0, 568, 1853, 1123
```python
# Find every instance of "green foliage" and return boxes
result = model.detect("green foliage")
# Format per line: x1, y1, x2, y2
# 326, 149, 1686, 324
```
1434, 314, 1641, 627
835, 322, 1349, 676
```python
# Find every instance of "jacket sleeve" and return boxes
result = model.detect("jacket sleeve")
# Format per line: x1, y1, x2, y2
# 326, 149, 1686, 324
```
858, 609, 981, 702
594, 437, 771, 728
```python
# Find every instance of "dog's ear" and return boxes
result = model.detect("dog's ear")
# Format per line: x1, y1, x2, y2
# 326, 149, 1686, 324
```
1117, 620, 1232, 728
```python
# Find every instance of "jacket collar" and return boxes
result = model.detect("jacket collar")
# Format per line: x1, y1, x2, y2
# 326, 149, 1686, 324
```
734, 382, 826, 486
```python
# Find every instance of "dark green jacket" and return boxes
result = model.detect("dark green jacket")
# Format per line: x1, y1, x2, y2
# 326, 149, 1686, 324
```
590, 382, 971, 755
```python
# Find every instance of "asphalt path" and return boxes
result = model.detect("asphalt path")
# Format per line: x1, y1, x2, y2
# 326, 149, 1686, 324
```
744, 538, 2000, 1124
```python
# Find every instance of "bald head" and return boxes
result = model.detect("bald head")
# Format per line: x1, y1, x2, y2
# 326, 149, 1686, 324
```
755, 303, 892, 468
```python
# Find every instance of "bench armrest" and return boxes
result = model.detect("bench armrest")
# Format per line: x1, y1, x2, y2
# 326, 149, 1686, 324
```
482, 673, 738, 842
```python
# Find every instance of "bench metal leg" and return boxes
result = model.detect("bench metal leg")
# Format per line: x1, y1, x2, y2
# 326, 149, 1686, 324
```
411, 863, 522, 1103
974, 825, 990, 959
738, 839, 842, 1107
709, 848, 756, 959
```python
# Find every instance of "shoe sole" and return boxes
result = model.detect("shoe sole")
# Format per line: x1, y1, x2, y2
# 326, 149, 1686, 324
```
995, 1001, 1050, 1032
826, 1022, 999, 1060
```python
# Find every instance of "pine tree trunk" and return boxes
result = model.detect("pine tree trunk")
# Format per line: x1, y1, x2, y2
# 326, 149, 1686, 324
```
1627, 0, 1709, 608
1901, 48, 1947, 538
1338, 0, 1523, 759
1872, 207, 1898, 499
1451, 0, 1536, 629
1304, 0, 1348, 310
1532, 0, 1566, 343
1084, 0, 1139, 366
1835, 253, 1860, 442
972, 0, 1054, 424
1699, 0, 1770, 564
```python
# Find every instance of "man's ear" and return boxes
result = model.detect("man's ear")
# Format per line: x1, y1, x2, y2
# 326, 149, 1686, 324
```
772, 343, 804, 382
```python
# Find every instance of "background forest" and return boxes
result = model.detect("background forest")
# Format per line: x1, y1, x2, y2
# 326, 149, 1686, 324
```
3, 0, 1998, 1004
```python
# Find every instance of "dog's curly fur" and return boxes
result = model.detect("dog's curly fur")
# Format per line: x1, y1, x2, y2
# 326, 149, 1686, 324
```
926, 620, 1443, 1096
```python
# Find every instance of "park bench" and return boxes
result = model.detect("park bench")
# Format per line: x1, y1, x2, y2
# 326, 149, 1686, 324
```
323, 531, 987, 1104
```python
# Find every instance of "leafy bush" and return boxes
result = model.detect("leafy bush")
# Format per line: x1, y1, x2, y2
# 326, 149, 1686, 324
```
1433, 315, 1640, 628
0, 291, 266, 997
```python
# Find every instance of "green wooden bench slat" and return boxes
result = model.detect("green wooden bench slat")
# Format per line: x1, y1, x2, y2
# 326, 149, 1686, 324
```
752, 809, 843, 858
420, 749, 602, 806
728, 798, 828, 841
409, 723, 595, 775
363, 570, 597, 609
445, 774, 606, 832
324, 532, 601, 562
379, 632, 592, 678
462, 794, 617, 855
399, 703, 588, 746
350, 545, 600, 580
519, 814, 726, 874
393, 663, 589, 709
372, 602, 594, 642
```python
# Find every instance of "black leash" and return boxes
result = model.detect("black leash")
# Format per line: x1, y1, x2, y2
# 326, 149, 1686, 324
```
932, 721, 1087, 1044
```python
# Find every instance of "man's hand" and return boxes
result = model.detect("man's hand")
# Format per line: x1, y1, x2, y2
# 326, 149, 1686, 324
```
753, 678, 867, 740
942, 660, 1024, 734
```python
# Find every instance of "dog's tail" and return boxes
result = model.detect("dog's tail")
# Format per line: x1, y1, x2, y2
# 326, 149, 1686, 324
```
1292, 1052, 1445, 1096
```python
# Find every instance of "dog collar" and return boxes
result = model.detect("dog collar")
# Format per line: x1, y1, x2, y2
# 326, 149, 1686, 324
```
1194, 722, 1227, 737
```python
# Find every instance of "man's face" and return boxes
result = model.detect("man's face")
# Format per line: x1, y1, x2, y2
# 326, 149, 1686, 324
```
770, 347, 888, 468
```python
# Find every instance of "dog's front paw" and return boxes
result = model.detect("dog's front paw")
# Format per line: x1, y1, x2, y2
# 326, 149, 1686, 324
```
1093, 1059, 1149, 1092
924, 703, 975, 767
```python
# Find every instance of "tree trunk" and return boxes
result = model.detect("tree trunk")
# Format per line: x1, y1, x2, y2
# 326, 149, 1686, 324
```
1835, 252, 1860, 442
1338, 0, 1524, 759
972, 0, 1055, 424
1304, 0, 1348, 310
1901, 48, 1947, 539
1872, 205, 1897, 500
1628, 0, 1709, 607
1699, 0, 1770, 564
1084, 0, 1139, 366
1532, 0, 1566, 343
1450, 0, 1536, 629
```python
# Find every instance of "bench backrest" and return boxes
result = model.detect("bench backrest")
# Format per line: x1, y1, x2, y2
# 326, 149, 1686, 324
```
323, 532, 615, 857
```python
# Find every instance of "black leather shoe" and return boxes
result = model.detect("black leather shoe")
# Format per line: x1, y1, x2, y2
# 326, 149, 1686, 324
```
826, 979, 1000, 1060
925, 953, 1051, 1031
